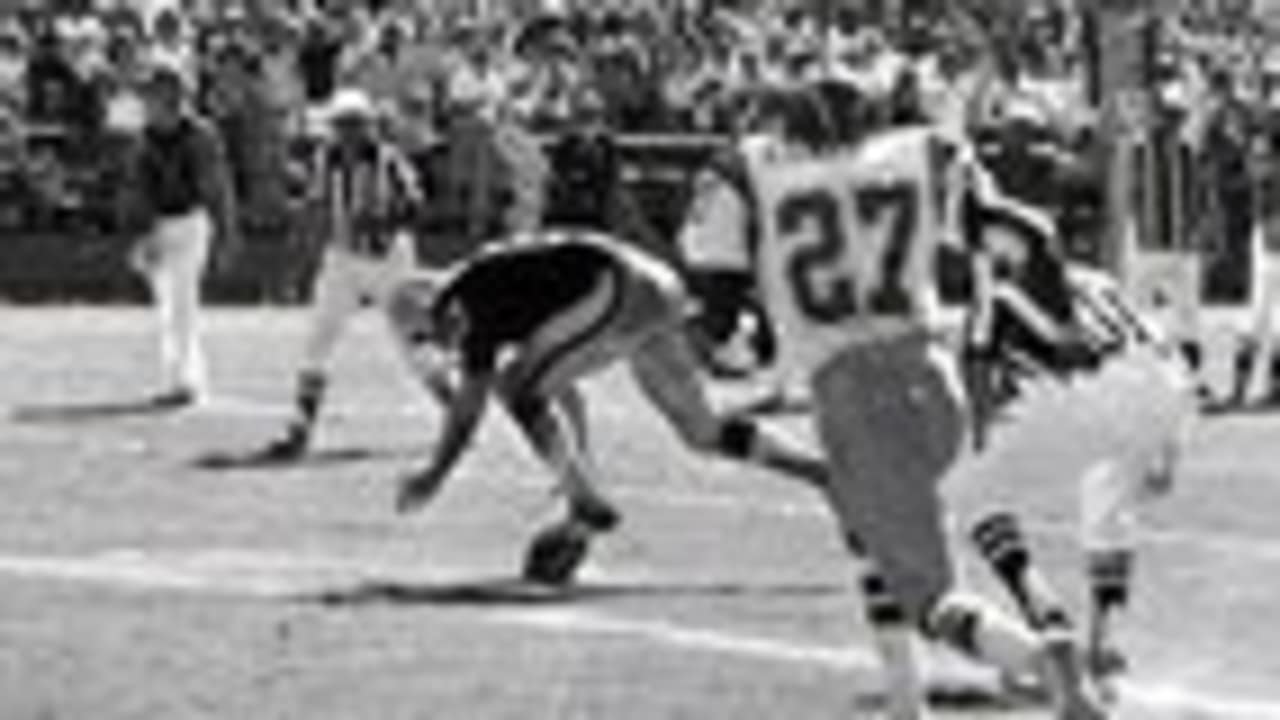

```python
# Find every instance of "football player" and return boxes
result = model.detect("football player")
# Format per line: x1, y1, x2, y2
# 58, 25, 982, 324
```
677, 83, 1106, 720
389, 231, 828, 584
961, 245, 1194, 684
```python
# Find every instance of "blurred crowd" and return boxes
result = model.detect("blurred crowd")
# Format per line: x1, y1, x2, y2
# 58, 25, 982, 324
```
0, 0, 1073, 230
0, 0, 1276, 281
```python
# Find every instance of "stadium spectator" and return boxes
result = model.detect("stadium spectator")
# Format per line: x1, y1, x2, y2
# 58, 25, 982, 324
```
0, 22, 25, 112
99, 22, 148, 136
146, 6, 196, 80
24, 26, 90, 128
340, 16, 415, 106
419, 86, 547, 266
543, 90, 660, 255
298, 12, 345, 105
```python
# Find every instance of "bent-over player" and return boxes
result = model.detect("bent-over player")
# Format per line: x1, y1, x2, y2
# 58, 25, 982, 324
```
390, 231, 829, 584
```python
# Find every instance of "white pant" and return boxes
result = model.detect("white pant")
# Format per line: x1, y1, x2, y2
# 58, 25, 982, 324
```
302, 236, 419, 374
133, 210, 212, 394
947, 346, 1195, 551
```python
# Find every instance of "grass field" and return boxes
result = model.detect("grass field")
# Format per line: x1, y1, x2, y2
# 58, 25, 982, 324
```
1, 308, 1279, 720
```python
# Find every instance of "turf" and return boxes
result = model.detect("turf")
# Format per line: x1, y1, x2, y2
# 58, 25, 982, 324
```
0, 307, 1276, 719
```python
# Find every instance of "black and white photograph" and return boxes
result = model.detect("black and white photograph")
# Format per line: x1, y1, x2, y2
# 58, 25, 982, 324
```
0, 0, 1274, 717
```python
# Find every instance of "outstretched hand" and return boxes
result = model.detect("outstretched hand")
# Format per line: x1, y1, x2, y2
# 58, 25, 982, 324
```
395, 471, 440, 514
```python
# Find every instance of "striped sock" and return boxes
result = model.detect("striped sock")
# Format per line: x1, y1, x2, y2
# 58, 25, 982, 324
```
972, 512, 1072, 632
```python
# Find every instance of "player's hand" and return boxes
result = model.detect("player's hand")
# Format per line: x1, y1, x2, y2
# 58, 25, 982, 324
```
395, 471, 441, 514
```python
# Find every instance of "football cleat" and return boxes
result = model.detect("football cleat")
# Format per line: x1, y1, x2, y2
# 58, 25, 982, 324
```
147, 387, 198, 410
256, 425, 310, 463
1086, 645, 1128, 679
570, 495, 621, 534
522, 522, 592, 586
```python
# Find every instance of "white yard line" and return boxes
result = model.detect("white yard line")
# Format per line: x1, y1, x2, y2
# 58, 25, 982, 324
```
493, 606, 1280, 720
0, 547, 1271, 718
596, 483, 1280, 564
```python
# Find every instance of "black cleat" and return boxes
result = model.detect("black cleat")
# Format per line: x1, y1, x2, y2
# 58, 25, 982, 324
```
1086, 645, 1129, 679
147, 388, 198, 410
522, 523, 592, 586
257, 426, 310, 463
570, 496, 621, 534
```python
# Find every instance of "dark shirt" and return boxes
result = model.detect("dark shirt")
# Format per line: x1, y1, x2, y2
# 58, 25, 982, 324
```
439, 239, 618, 372
544, 130, 619, 230
298, 29, 343, 103
138, 115, 216, 217
25, 43, 88, 126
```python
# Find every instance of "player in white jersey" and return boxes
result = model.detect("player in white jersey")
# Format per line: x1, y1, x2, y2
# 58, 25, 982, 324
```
961, 246, 1194, 683
678, 85, 1106, 719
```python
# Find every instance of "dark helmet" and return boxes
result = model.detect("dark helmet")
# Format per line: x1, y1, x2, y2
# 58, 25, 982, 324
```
746, 85, 837, 151
809, 78, 879, 146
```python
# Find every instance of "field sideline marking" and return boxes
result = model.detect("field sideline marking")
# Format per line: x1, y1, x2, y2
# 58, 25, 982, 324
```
0, 547, 1273, 718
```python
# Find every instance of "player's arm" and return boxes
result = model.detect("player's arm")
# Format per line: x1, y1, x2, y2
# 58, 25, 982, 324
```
959, 247, 1003, 450
397, 300, 495, 513
396, 365, 494, 514
386, 148, 426, 230
677, 167, 757, 358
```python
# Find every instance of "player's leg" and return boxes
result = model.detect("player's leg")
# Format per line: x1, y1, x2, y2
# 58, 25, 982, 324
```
148, 211, 212, 404
172, 212, 213, 398
629, 325, 827, 488
949, 378, 1089, 669
971, 510, 1073, 633
263, 248, 365, 459
502, 386, 621, 585
810, 341, 958, 718
500, 384, 619, 532
813, 340, 1104, 719
1079, 349, 1190, 681
847, 538, 932, 720
1080, 459, 1137, 680
487, 261, 645, 583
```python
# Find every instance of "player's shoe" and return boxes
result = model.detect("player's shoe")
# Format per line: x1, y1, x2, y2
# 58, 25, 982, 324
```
1086, 645, 1127, 678
522, 521, 593, 586
256, 425, 311, 463
1041, 638, 1110, 720
521, 497, 621, 586
570, 494, 621, 534
147, 387, 198, 410
1085, 644, 1127, 704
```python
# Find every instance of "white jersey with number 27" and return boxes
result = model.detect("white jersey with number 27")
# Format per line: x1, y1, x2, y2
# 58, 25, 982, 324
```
752, 127, 965, 379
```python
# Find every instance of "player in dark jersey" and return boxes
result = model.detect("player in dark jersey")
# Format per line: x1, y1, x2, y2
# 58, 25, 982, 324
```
389, 232, 828, 585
